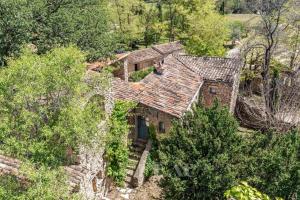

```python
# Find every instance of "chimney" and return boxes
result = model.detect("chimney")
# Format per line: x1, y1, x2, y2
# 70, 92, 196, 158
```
154, 59, 164, 75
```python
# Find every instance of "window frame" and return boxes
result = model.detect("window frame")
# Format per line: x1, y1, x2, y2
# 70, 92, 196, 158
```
158, 121, 165, 133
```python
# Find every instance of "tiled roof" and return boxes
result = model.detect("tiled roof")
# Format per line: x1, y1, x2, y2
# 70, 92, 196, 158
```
152, 41, 184, 55
112, 78, 140, 102
126, 42, 184, 64
174, 55, 241, 82
0, 154, 87, 191
138, 55, 203, 117
127, 48, 162, 64
113, 54, 242, 117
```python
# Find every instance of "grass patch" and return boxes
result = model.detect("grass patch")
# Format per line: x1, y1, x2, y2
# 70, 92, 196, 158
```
129, 67, 155, 82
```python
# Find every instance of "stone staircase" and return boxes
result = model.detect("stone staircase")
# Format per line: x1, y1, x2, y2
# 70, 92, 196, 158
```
125, 139, 147, 187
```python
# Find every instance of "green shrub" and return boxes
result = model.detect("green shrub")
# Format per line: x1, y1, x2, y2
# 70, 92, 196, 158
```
228, 21, 247, 40
129, 67, 155, 82
144, 154, 155, 180
106, 100, 137, 186
144, 124, 159, 180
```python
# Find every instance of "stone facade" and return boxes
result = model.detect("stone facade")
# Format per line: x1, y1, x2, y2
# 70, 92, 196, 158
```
201, 76, 240, 113
74, 145, 112, 199
131, 104, 176, 138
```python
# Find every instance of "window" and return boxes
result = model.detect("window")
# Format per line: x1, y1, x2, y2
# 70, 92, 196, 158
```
134, 64, 139, 71
159, 122, 165, 133
209, 87, 217, 95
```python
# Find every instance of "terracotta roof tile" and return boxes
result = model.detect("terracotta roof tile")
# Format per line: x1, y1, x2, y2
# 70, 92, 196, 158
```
138, 55, 203, 117
112, 54, 242, 118
127, 48, 162, 64
112, 78, 141, 102
152, 41, 184, 55
174, 55, 242, 82
0, 154, 88, 191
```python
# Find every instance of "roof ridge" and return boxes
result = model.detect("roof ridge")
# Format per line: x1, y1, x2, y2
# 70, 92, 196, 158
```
177, 54, 241, 61
173, 54, 200, 75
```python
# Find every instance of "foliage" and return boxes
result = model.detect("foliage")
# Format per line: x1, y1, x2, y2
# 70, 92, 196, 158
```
129, 67, 155, 82
0, 175, 27, 199
216, 0, 249, 14
159, 102, 241, 199
144, 153, 155, 180
0, 0, 32, 66
224, 181, 274, 200
109, 0, 145, 49
140, 7, 162, 47
0, 162, 80, 200
240, 130, 300, 199
0, 0, 117, 64
228, 21, 247, 41
106, 100, 137, 186
144, 124, 158, 179
0, 46, 108, 166
182, 0, 229, 56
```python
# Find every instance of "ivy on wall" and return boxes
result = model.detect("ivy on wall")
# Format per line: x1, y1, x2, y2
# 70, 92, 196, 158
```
105, 100, 137, 186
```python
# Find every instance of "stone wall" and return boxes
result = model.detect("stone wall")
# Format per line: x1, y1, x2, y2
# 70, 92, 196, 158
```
76, 144, 112, 200
229, 74, 241, 113
128, 59, 158, 75
131, 104, 176, 139
200, 81, 235, 112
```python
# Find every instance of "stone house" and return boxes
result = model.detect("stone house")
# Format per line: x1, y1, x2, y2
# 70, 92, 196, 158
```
113, 54, 242, 139
112, 41, 184, 81
111, 53, 242, 187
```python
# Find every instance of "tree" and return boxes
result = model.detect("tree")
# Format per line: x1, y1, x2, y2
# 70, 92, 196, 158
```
0, 0, 32, 66
106, 100, 137, 186
159, 102, 242, 199
0, 0, 117, 64
0, 163, 81, 200
183, 0, 229, 56
0, 46, 109, 166
245, 0, 289, 114
109, 0, 145, 49
140, 7, 162, 47
240, 130, 300, 199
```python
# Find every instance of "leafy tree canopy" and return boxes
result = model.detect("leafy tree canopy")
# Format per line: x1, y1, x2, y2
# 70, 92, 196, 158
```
159, 102, 241, 199
158, 102, 300, 199
0, 46, 109, 167
0, 0, 118, 65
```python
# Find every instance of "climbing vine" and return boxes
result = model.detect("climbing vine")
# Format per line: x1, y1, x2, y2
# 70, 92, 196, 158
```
105, 100, 137, 186
144, 125, 159, 179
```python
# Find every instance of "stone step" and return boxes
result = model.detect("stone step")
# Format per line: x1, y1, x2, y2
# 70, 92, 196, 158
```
128, 158, 139, 167
132, 141, 146, 149
126, 165, 136, 171
129, 151, 142, 160
126, 169, 135, 176
130, 146, 144, 154
136, 138, 148, 145
125, 176, 132, 185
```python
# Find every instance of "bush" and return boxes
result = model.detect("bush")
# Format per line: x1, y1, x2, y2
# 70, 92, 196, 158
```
158, 101, 300, 199
129, 67, 155, 82
144, 154, 155, 180
106, 100, 137, 186
228, 21, 247, 40
159, 102, 241, 199
144, 125, 158, 180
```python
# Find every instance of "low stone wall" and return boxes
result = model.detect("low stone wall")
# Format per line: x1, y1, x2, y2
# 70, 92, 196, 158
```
132, 140, 152, 188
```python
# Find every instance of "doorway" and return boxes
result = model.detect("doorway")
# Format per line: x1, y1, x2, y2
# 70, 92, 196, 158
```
137, 116, 149, 140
